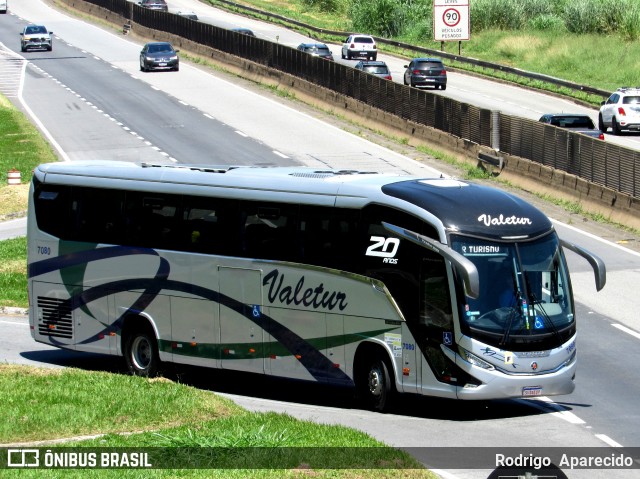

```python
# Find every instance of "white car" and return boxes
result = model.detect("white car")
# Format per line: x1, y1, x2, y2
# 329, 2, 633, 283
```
0, 0, 8, 14
20, 24, 53, 52
341, 34, 377, 61
598, 87, 640, 135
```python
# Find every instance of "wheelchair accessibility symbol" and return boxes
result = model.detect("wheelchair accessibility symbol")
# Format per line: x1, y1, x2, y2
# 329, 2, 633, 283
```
252, 305, 261, 318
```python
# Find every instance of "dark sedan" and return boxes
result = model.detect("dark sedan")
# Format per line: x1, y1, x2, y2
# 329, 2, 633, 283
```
140, 42, 179, 72
297, 42, 334, 61
539, 113, 605, 140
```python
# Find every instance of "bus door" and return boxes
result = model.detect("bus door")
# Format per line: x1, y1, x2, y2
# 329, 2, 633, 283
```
218, 267, 264, 374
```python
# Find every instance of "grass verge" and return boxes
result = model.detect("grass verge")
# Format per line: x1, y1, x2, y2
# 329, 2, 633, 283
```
0, 365, 435, 478
0, 236, 27, 308
0, 93, 58, 221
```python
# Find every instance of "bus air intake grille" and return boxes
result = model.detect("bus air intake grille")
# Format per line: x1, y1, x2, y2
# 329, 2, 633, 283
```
37, 297, 73, 339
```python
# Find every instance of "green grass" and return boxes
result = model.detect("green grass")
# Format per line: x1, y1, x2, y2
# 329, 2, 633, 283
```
0, 365, 436, 478
0, 96, 57, 186
0, 236, 27, 307
0, 95, 58, 221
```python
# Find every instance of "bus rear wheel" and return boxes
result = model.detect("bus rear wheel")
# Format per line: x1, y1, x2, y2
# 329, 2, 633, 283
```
123, 326, 160, 377
357, 356, 394, 412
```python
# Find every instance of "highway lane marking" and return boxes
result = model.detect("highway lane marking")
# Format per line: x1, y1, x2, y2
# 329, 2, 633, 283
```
595, 434, 623, 447
551, 218, 640, 258
520, 397, 626, 449
273, 150, 288, 158
516, 396, 585, 424
612, 324, 640, 340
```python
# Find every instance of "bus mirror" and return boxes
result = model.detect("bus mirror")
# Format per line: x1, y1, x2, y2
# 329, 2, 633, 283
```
382, 222, 480, 299
560, 239, 607, 291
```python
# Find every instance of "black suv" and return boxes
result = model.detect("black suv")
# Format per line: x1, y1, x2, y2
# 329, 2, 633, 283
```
403, 58, 447, 90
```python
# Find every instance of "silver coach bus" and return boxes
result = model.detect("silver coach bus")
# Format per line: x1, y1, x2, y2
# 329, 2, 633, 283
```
27, 161, 605, 411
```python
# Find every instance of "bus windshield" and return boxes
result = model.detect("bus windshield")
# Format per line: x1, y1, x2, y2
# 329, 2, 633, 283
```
450, 233, 574, 350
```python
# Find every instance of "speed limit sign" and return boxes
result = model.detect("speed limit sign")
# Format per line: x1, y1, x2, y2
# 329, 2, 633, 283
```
433, 0, 469, 41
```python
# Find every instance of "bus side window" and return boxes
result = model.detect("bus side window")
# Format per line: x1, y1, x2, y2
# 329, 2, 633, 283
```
72, 188, 124, 244
34, 184, 72, 239
124, 193, 179, 249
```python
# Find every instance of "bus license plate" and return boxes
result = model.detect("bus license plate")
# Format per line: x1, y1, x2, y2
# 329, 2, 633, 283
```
522, 386, 542, 397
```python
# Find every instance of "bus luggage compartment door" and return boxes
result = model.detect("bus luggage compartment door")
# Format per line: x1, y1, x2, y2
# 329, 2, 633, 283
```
218, 267, 264, 374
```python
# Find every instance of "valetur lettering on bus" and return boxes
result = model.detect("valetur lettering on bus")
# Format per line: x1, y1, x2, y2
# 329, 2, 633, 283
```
263, 269, 348, 311
477, 213, 532, 227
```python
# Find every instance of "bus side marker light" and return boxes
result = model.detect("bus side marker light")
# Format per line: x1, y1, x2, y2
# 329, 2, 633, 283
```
402, 367, 410, 376
249, 348, 256, 354
223, 349, 235, 355
332, 363, 340, 369
190, 342, 197, 347
295, 354, 302, 360
109, 332, 116, 336
270, 354, 277, 359
48, 324, 56, 330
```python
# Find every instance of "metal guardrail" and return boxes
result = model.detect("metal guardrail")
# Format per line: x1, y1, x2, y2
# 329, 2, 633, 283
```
209, 0, 612, 100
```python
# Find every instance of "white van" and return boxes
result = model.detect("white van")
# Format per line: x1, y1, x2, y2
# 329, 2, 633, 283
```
0, 0, 8, 14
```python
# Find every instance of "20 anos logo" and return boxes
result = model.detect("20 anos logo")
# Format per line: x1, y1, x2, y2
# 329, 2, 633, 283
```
366, 236, 400, 264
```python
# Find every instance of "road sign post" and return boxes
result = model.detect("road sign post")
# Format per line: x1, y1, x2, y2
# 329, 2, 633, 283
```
433, 0, 470, 43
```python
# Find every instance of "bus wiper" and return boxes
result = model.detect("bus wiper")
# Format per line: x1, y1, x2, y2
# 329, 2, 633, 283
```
500, 287, 520, 347
522, 271, 560, 341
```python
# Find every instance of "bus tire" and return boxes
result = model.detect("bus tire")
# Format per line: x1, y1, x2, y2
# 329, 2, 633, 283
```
356, 355, 394, 412
123, 325, 160, 377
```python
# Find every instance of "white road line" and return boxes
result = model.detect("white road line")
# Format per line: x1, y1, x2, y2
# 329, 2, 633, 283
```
612, 324, 640, 340
595, 434, 623, 447
552, 218, 640, 258
0, 321, 28, 326
273, 150, 288, 158
516, 396, 585, 424
235, 130, 248, 137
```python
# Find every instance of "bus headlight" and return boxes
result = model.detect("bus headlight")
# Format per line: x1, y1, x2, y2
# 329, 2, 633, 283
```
458, 346, 495, 371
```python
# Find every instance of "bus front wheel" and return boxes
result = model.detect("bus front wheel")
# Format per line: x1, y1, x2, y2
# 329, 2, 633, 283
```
357, 356, 394, 412
123, 326, 160, 377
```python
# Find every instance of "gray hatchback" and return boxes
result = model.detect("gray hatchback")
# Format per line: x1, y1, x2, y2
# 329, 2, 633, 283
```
403, 58, 447, 90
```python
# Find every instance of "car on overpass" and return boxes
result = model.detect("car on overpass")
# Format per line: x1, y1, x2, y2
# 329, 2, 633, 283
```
297, 43, 334, 61
599, 87, 640, 135
403, 58, 447, 90
138, 0, 168, 12
539, 113, 605, 140
354, 60, 392, 80
341, 34, 377, 61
